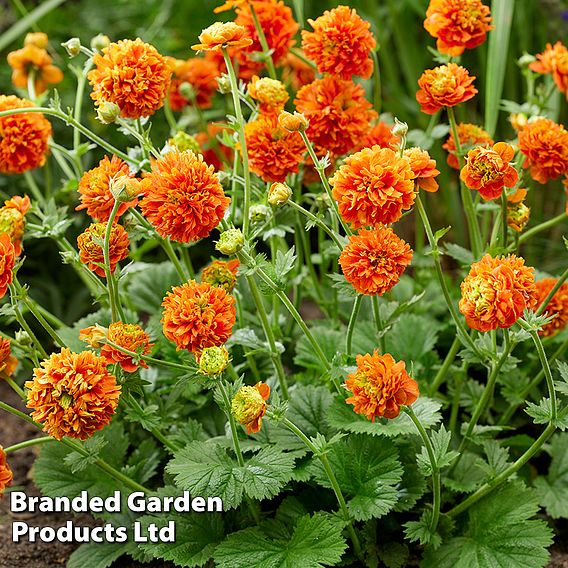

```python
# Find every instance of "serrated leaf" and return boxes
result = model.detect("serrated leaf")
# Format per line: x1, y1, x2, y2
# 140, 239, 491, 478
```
444, 452, 487, 493
534, 433, 568, 518
294, 326, 342, 371
526, 398, 568, 431
384, 313, 443, 363
274, 247, 296, 280
126, 261, 182, 313
555, 361, 568, 395
444, 243, 474, 266
416, 424, 459, 475
404, 509, 441, 548
327, 273, 359, 297
63, 436, 108, 474
479, 440, 510, 478
67, 542, 131, 568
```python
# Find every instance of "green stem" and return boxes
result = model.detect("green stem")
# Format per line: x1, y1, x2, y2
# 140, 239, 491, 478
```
249, 3, 277, 79
346, 296, 363, 356
516, 213, 566, 248
4, 436, 53, 453
103, 339, 190, 371
500, 192, 508, 247
288, 199, 344, 249
23, 171, 44, 205
103, 201, 123, 322
1, 372, 25, 399
429, 337, 461, 395
371, 295, 386, 354
73, 60, 93, 154
9, 284, 46, 361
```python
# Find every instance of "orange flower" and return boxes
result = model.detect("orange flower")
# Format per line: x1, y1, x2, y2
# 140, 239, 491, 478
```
281, 50, 316, 91
330, 146, 415, 228
0, 95, 51, 174
0, 234, 15, 299
360, 121, 400, 151
214, 0, 248, 13
424, 0, 492, 57
7, 33, 63, 94
88, 38, 172, 119
459, 254, 537, 332
231, 382, 270, 434
530, 41, 568, 100
339, 227, 412, 296
301, 5, 375, 80
0, 338, 17, 377
77, 222, 130, 277
201, 259, 240, 293
535, 278, 568, 337
416, 63, 477, 114
0, 195, 31, 256
247, 76, 289, 114
295, 75, 376, 157
139, 149, 230, 243
345, 351, 419, 421
195, 124, 233, 171
518, 118, 568, 184
192, 22, 253, 51
404, 147, 440, 192
244, 114, 305, 182
0, 446, 13, 496
79, 325, 108, 349
76, 155, 137, 222
162, 280, 236, 353
507, 188, 530, 232
278, 110, 309, 133
25, 349, 121, 440
460, 142, 518, 201
168, 56, 220, 111
100, 322, 153, 372
442, 122, 493, 169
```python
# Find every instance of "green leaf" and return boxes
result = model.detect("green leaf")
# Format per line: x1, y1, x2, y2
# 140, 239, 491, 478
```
274, 247, 296, 280
327, 273, 359, 297
125, 402, 162, 432
555, 361, 568, 395
63, 436, 108, 474
444, 452, 487, 493
525, 398, 568, 431
126, 261, 181, 313
534, 433, 568, 518
213, 513, 347, 568
416, 424, 459, 475
404, 509, 441, 548
443, 243, 474, 266
294, 326, 342, 371
422, 482, 553, 568
67, 542, 131, 568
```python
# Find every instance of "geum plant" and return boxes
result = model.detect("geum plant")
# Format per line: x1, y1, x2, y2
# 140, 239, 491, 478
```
0, 0, 567, 566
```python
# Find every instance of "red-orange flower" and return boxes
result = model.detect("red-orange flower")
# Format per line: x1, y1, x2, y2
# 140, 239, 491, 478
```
281, 50, 316, 91
339, 227, 412, 296
0, 195, 31, 256
195, 124, 233, 171
140, 149, 230, 243
360, 121, 400, 151
535, 278, 568, 337
424, 0, 492, 57
247, 76, 289, 114
231, 381, 270, 434
530, 41, 568, 100
168, 56, 220, 110
404, 147, 440, 192
162, 280, 236, 353
295, 76, 376, 157
76, 155, 137, 222
442, 122, 493, 169
201, 259, 240, 293
518, 118, 568, 184
459, 254, 537, 332
460, 142, 518, 201
26, 349, 121, 440
0, 95, 51, 174
0, 234, 15, 299
100, 322, 153, 373
77, 222, 130, 277
192, 22, 253, 51
302, 5, 375, 80
244, 114, 304, 182
88, 38, 172, 119
345, 351, 419, 421
0, 339, 17, 377
7, 33, 63, 94
330, 146, 415, 228
0, 447, 12, 496
416, 63, 477, 114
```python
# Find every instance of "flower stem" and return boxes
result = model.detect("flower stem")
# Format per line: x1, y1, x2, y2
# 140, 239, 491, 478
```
346, 295, 363, 356
515, 213, 566, 248
103, 339, 190, 371
429, 336, 461, 395
4, 436, 53, 453
249, 3, 277, 80
288, 199, 344, 249
371, 295, 386, 354
103, 200, 126, 322
9, 284, 46, 362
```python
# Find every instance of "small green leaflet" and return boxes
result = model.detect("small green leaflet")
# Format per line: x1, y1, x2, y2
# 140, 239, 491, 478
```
416, 424, 459, 475
534, 433, 568, 519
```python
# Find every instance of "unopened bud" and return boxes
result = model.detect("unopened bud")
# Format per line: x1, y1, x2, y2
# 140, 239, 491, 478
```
169, 131, 200, 153
198, 346, 229, 376
216, 228, 244, 255
509, 113, 528, 132
315, 193, 331, 210
518, 53, 536, 68
62, 38, 81, 57
250, 204, 270, 223
110, 175, 141, 202
25, 32, 48, 49
15, 330, 32, 346
79, 324, 109, 349
268, 182, 292, 207
96, 101, 121, 124
278, 110, 309, 133
91, 34, 110, 51
217, 74, 232, 94
179, 82, 196, 101
392, 118, 408, 138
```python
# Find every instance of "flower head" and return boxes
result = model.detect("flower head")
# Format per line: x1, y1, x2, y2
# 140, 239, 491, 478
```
345, 351, 419, 421
360, 121, 400, 151
0, 234, 15, 299
302, 5, 375, 80
529, 41, 568, 100
100, 322, 153, 372
442, 122, 493, 169
416, 63, 477, 114
77, 222, 130, 277
268, 181, 292, 206
192, 22, 253, 51
0, 339, 17, 377
424, 0, 492, 57
339, 227, 412, 296
201, 259, 240, 293
535, 278, 568, 337
162, 280, 236, 353
231, 382, 270, 433
26, 349, 121, 440
507, 188, 530, 232
460, 142, 518, 201
459, 254, 537, 332
0, 447, 13, 496
0, 95, 51, 174
518, 118, 568, 184
216, 228, 244, 255
140, 149, 230, 243
404, 147, 440, 192
88, 38, 172, 119
198, 345, 230, 376
168, 56, 220, 111
79, 324, 108, 349
247, 76, 289, 114
295, 76, 376, 157
278, 110, 309, 133
0, 195, 31, 256
330, 146, 415, 228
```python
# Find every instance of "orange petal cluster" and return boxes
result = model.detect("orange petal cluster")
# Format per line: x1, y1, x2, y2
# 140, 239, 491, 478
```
168, 56, 220, 110
459, 254, 537, 332
88, 38, 172, 119
201, 259, 240, 293
231, 382, 270, 434
330, 146, 415, 228
0, 234, 15, 299
192, 22, 253, 51
339, 227, 413, 296
518, 118, 568, 184
424, 0, 492, 57
506, 188, 530, 232
0, 339, 17, 377
345, 351, 419, 421
460, 142, 518, 201
140, 149, 230, 243
442, 122, 493, 169
0, 195, 31, 256
360, 121, 400, 151
281, 50, 316, 91
0, 447, 12, 496
0, 95, 51, 174
301, 5, 375, 80
535, 278, 568, 337
100, 322, 153, 372
77, 222, 130, 278
26, 349, 121, 440
195, 124, 233, 171
404, 147, 440, 192
530, 41, 568, 100
416, 63, 477, 114
295, 76, 376, 157
162, 280, 236, 354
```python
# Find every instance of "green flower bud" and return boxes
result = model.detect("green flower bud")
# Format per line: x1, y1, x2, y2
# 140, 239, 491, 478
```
250, 204, 270, 223
62, 38, 81, 57
198, 346, 229, 376
216, 228, 244, 255
91, 34, 110, 51
169, 131, 201, 153
96, 101, 121, 124
268, 182, 292, 207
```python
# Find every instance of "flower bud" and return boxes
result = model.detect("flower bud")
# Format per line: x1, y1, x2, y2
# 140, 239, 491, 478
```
110, 175, 141, 202
15, 330, 32, 347
217, 74, 232, 94
96, 101, 121, 124
198, 346, 229, 376
268, 182, 292, 207
169, 131, 201, 153
179, 81, 196, 101
392, 118, 408, 138
315, 192, 331, 210
91, 34, 111, 51
25, 32, 48, 48
79, 324, 109, 349
62, 38, 81, 57
518, 53, 536, 68
250, 204, 270, 223
231, 382, 270, 433
509, 113, 528, 132
216, 228, 244, 255
278, 110, 309, 133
